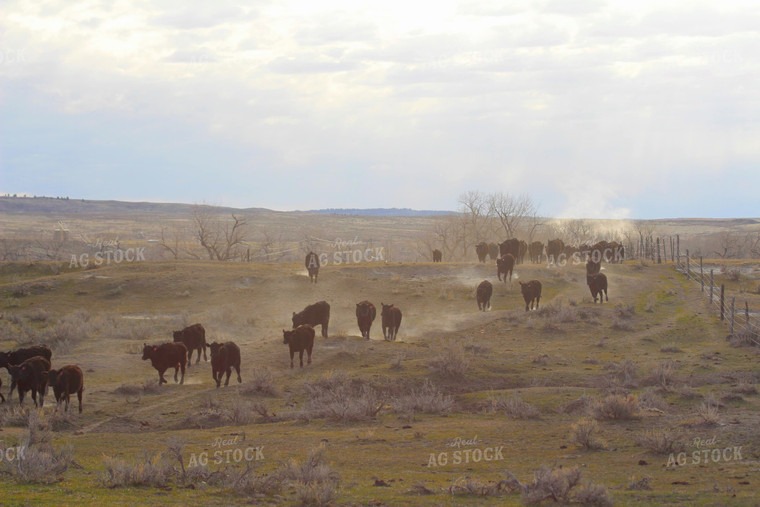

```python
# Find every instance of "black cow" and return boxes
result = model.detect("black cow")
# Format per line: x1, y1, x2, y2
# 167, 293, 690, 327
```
497, 254, 515, 284
475, 242, 488, 263
499, 238, 520, 260
546, 239, 564, 265
476, 280, 493, 311
356, 300, 377, 340
7, 356, 50, 407
381, 303, 402, 341
0, 345, 52, 400
488, 242, 499, 261
283, 325, 315, 368
47, 365, 84, 413
529, 241, 544, 264
518, 240, 528, 264
586, 258, 601, 276
432, 249, 442, 262
292, 301, 330, 338
587, 273, 608, 303
172, 323, 207, 366
519, 280, 542, 311
305, 251, 320, 283
209, 341, 242, 388
142, 342, 187, 384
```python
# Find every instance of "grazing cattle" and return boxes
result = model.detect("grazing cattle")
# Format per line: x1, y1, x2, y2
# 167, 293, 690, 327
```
475, 242, 488, 263
283, 325, 315, 368
47, 365, 84, 413
0, 345, 52, 400
518, 280, 542, 311
432, 249, 442, 262
586, 258, 601, 275
497, 254, 515, 284
587, 273, 609, 303
142, 342, 187, 385
499, 238, 520, 260
292, 301, 330, 338
209, 341, 242, 388
305, 251, 320, 283
488, 243, 499, 261
381, 303, 402, 341
476, 280, 493, 311
356, 300, 377, 340
529, 241, 544, 264
172, 323, 207, 366
563, 244, 578, 260
589, 241, 610, 263
7, 356, 50, 407
518, 240, 528, 264
546, 239, 564, 264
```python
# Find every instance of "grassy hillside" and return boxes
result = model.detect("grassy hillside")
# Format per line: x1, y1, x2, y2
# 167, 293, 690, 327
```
0, 258, 759, 505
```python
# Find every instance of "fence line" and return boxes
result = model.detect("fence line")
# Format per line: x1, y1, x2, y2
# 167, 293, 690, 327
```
673, 251, 760, 347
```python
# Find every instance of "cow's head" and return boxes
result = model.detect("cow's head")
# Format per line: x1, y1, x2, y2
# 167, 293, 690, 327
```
142, 343, 158, 360
172, 330, 181, 341
8, 364, 32, 382
380, 303, 394, 316
291, 311, 303, 328
282, 329, 295, 344
46, 368, 60, 386
0, 351, 10, 368
208, 342, 222, 359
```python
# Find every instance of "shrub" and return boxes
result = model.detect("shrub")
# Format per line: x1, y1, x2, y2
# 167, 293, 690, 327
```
99, 453, 173, 488
521, 465, 583, 504
427, 345, 469, 377
648, 359, 676, 390
638, 389, 667, 412
393, 379, 453, 415
570, 418, 604, 450
614, 303, 636, 319
635, 429, 685, 454
488, 394, 540, 419
278, 444, 339, 486
697, 401, 720, 426
301, 373, 385, 422
574, 481, 614, 506
241, 368, 279, 397
659, 344, 683, 353
558, 395, 594, 415
611, 318, 634, 331
592, 394, 640, 420
607, 359, 638, 387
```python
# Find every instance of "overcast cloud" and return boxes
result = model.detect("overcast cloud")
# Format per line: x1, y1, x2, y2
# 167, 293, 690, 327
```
1, 0, 758, 217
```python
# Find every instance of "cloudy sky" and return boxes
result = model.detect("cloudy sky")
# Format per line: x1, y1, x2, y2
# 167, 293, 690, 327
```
1, 0, 758, 218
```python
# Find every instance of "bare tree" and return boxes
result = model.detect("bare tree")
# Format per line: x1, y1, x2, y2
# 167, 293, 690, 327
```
159, 224, 185, 260
559, 219, 595, 246
191, 206, 249, 261
714, 232, 741, 259
0, 234, 31, 261
746, 232, 760, 258
458, 191, 491, 244
488, 192, 538, 239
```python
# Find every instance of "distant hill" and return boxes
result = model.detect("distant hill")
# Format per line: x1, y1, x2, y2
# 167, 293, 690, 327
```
306, 208, 455, 217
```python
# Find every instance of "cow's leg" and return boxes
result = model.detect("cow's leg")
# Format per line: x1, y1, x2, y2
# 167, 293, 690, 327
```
196, 346, 201, 364
290, 350, 295, 369
299, 350, 304, 368
18, 388, 25, 406
179, 361, 185, 385
158, 368, 167, 384
77, 389, 83, 413
322, 322, 328, 338
604, 289, 608, 302
31, 388, 38, 407
202, 344, 208, 362
224, 367, 231, 387
64, 392, 70, 412
9, 380, 16, 400
307, 347, 312, 365
535, 295, 540, 310
235, 364, 242, 383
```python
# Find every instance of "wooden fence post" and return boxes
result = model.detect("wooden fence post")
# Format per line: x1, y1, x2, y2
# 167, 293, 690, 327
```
709, 270, 714, 303
657, 238, 661, 264
720, 284, 725, 320
746, 301, 750, 326
730, 296, 735, 336
686, 249, 690, 276
676, 235, 680, 267
700, 257, 704, 292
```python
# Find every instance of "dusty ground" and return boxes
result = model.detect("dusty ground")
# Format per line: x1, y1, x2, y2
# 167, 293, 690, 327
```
0, 257, 759, 505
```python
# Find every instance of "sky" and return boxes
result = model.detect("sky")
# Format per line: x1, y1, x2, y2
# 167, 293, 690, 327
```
0, 0, 758, 218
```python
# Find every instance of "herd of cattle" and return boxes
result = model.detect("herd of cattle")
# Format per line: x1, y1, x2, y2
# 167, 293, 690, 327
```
0, 240, 619, 407
473, 239, 613, 313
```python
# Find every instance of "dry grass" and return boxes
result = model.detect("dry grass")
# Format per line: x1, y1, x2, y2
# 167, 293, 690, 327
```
427, 344, 469, 378
300, 373, 385, 422
696, 400, 721, 426
240, 368, 279, 397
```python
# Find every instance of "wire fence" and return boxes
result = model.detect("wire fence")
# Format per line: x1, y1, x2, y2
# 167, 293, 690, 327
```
674, 252, 760, 347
